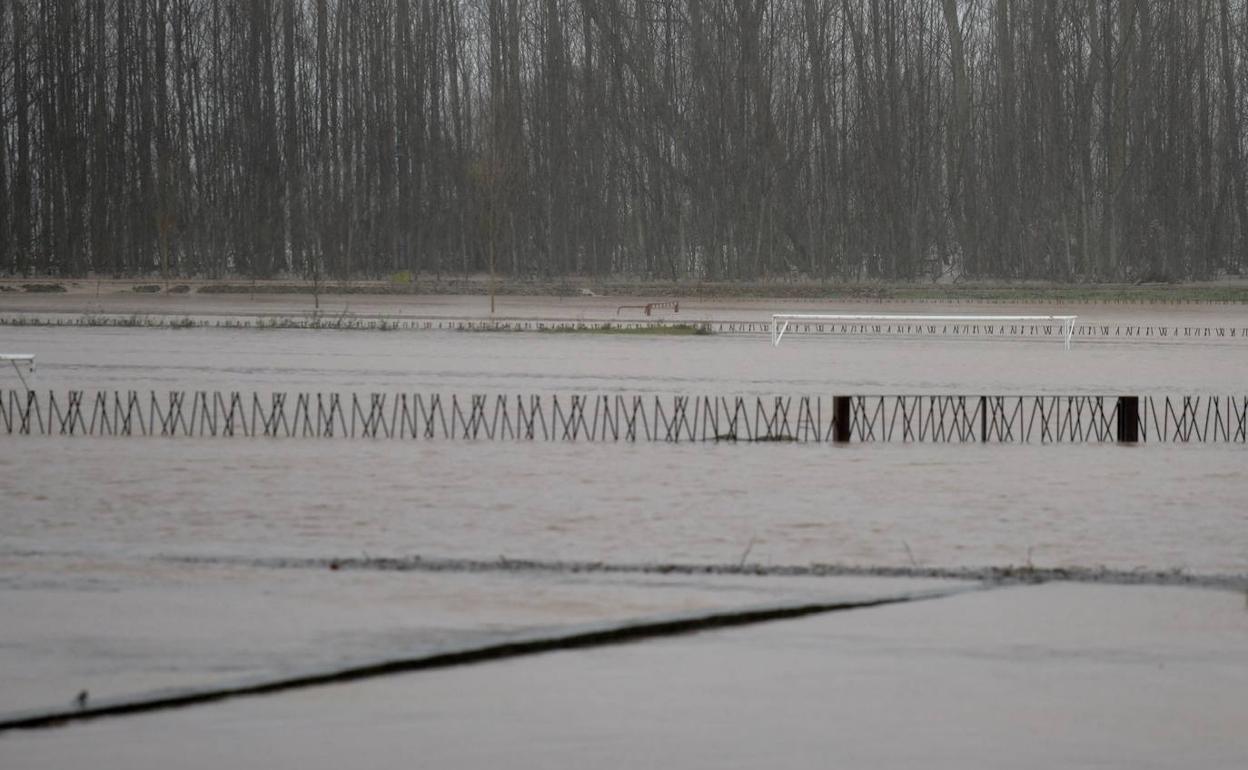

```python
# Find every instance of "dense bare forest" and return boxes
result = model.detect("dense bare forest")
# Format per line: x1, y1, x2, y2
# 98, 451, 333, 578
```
2, 1, 1247, 281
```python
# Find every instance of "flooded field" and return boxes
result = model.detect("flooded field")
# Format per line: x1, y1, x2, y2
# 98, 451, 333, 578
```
2, 313, 1245, 568
1, 300, 1246, 764
4, 436, 1247, 574
5, 314, 1248, 395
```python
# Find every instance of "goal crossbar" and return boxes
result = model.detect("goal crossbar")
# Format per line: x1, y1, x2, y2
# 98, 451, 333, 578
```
770, 314, 1078, 349
1, 354, 35, 371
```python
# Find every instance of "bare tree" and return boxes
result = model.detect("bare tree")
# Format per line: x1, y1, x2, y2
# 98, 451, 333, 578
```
3, 0, 1248, 281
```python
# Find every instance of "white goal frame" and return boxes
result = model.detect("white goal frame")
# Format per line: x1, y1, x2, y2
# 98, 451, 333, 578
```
770, 314, 1078, 349
1, 354, 35, 372
1, 354, 35, 389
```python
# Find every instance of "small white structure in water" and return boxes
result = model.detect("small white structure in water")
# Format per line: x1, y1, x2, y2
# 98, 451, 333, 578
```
1, 353, 35, 373
2, 354, 35, 388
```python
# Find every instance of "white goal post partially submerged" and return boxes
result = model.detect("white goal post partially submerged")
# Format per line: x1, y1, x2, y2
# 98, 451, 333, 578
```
2, 354, 36, 390
1, 354, 35, 373
770, 314, 1078, 350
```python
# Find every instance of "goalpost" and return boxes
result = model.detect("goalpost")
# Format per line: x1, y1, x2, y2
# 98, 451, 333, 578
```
2, 354, 36, 389
770, 314, 1078, 349
1, 354, 35, 373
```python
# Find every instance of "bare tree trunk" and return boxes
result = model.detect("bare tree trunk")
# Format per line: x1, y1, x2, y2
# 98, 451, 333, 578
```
0, 3, 10, 273
1219, 0, 1248, 275
941, 0, 973, 276
12, 3, 32, 275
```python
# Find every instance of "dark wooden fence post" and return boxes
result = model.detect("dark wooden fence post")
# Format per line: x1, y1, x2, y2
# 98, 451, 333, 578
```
833, 396, 851, 443
1117, 396, 1140, 443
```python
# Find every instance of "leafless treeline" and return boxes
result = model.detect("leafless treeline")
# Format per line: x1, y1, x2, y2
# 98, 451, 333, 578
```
2, 0, 1247, 281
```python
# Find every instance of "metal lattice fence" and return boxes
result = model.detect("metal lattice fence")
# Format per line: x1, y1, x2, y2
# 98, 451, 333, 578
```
3, 390, 1246, 443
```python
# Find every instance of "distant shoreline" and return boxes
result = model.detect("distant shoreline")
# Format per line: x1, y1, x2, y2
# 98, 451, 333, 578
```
5, 276, 1248, 304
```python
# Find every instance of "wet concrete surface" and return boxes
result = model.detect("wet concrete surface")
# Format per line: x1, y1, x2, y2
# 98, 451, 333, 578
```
5, 438, 1247, 576
3, 582, 1245, 769
0, 558, 959, 716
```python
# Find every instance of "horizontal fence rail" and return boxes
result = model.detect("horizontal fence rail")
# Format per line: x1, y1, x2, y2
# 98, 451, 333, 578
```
2, 391, 1246, 444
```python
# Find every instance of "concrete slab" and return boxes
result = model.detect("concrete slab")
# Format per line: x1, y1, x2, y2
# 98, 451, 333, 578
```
0, 559, 954, 716
2, 583, 1245, 769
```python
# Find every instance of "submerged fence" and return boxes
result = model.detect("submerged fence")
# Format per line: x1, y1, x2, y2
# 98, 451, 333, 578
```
2, 390, 1246, 444
736, 319, 1248, 341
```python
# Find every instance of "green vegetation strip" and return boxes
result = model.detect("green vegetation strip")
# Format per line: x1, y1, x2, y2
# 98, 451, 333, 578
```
0, 315, 714, 333
538, 323, 712, 335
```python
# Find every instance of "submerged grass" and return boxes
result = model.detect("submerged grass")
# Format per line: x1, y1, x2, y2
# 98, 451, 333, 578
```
0, 313, 401, 331
537, 322, 713, 336
0, 313, 715, 335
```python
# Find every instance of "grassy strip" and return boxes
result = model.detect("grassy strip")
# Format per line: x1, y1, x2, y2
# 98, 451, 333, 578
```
17, 283, 68, 293
6, 278, 1248, 302
0, 314, 402, 330
0, 315, 709, 334
537, 323, 712, 336
0, 314, 198, 328
186, 280, 1248, 303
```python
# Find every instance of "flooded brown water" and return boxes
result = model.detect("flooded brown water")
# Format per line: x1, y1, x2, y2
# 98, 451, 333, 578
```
2, 317, 1245, 572
4, 437, 1247, 573
5, 317, 1248, 394
1, 304, 1246, 749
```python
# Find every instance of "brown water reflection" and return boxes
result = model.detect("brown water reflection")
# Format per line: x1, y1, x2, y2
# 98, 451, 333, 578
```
3, 436, 1245, 574
2, 324, 1245, 573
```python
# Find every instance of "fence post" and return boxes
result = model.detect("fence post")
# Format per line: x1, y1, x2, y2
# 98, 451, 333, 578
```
1117, 396, 1140, 443
833, 396, 851, 443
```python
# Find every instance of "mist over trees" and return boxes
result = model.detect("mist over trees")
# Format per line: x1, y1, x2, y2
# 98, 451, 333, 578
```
1, 0, 1247, 282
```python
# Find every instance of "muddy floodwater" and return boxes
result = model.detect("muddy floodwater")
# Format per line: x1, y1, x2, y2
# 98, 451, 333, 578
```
1, 300, 1247, 765
3, 318, 1246, 570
